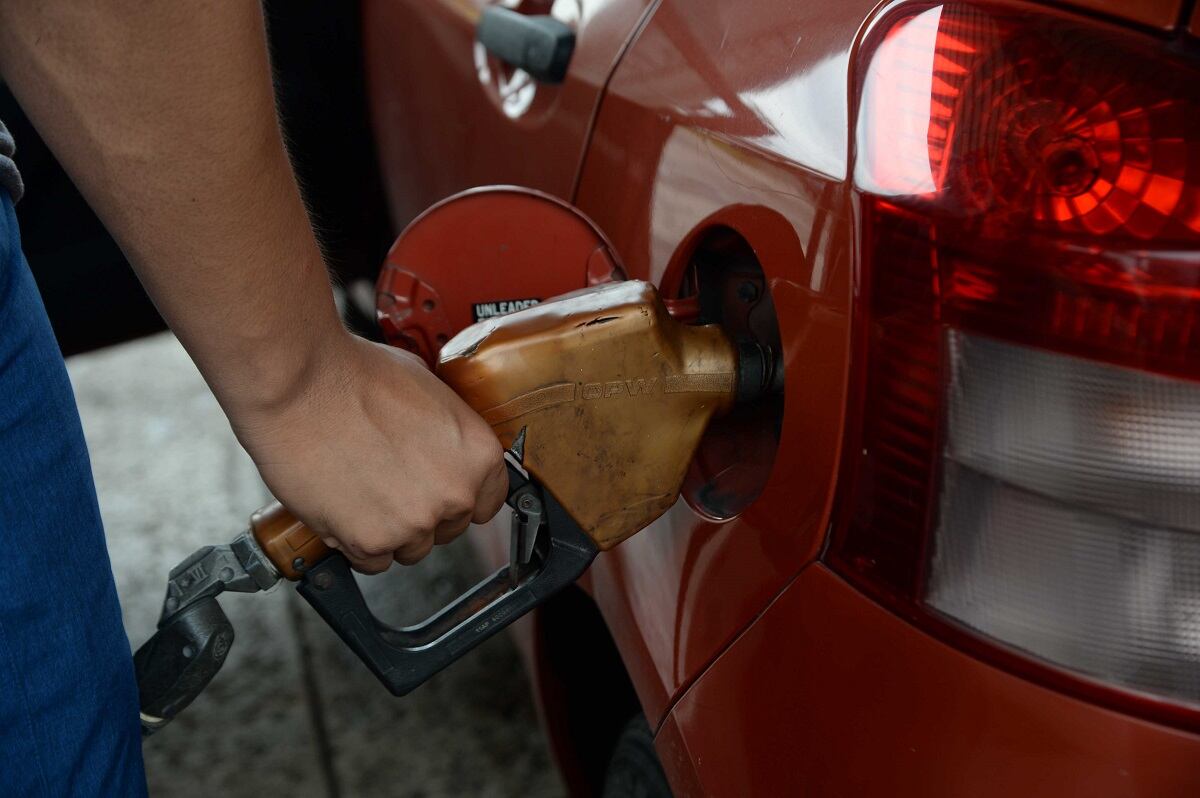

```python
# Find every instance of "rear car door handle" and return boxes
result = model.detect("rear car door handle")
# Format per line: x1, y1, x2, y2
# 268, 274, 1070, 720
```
476, 6, 575, 84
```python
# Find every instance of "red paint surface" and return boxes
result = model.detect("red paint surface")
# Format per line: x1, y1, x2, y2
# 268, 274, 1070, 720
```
363, 0, 657, 228
572, 0, 874, 725
362, 0, 1200, 792
663, 564, 1200, 796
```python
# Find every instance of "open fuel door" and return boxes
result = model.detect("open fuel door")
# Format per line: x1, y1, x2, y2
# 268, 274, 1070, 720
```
376, 186, 624, 365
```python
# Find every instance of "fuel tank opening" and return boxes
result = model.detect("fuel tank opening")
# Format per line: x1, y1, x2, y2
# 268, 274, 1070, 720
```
736, 340, 785, 404
669, 226, 785, 521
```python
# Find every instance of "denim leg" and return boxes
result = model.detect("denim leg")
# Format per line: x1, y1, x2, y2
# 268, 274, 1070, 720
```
0, 195, 147, 797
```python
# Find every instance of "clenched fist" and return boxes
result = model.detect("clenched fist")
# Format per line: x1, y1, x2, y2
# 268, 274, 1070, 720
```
230, 332, 508, 573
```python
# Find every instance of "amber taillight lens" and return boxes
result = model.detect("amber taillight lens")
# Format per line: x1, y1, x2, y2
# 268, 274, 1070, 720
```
829, 2, 1200, 725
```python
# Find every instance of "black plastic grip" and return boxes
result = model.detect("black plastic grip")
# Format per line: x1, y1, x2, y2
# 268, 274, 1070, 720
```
135, 598, 234, 736
476, 7, 575, 84
296, 477, 596, 695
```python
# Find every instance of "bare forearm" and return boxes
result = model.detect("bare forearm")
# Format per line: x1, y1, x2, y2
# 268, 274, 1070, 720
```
0, 1, 509, 570
0, 1, 343, 415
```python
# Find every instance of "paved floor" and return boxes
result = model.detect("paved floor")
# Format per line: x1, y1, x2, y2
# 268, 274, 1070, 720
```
69, 332, 565, 798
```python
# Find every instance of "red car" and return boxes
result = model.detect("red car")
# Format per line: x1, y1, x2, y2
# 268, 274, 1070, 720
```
363, 1, 1200, 794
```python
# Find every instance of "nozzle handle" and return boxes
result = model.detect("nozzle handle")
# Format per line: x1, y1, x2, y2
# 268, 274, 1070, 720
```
250, 501, 332, 581
295, 463, 597, 696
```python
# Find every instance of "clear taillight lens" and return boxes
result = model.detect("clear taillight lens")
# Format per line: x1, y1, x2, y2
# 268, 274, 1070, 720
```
929, 331, 1200, 705
942, 332, 1200, 533
829, 1, 1200, 726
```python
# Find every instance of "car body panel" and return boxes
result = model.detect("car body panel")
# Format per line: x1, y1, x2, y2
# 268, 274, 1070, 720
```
662, 564, 1200, 796
363, 0, 657, 228
361, 0, 1200, 792
571, 0, 873, 726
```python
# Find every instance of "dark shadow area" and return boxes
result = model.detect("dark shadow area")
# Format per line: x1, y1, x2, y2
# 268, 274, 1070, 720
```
3, 1, 392, 356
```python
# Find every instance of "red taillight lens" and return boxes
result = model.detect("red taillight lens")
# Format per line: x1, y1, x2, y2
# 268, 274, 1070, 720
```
830, 1, 1200, 724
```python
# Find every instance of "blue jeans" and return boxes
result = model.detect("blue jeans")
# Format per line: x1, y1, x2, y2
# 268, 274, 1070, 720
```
0, 195, 147, 796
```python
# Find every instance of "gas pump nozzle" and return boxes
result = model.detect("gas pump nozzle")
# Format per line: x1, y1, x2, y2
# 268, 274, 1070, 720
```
136, 280, 750, 734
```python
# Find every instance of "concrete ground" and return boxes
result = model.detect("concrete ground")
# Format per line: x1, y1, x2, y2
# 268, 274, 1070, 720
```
69, 332, 565, 798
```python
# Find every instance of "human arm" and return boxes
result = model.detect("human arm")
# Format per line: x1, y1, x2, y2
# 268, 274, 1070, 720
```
0, 1, 507, 572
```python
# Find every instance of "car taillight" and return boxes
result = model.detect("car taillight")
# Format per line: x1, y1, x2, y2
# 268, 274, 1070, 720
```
829, 1, 1200, 724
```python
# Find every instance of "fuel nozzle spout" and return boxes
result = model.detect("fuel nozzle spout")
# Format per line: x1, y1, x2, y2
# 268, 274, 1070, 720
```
735, 341, 785, 404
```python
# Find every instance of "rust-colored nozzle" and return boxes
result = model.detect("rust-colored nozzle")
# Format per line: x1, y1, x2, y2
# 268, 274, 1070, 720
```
438, 280, 738, 550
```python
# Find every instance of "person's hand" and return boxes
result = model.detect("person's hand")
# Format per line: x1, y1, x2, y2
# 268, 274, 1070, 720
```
229, 333, 509, 573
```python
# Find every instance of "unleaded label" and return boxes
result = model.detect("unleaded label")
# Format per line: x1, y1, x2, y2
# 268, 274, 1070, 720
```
472, 298, 541, 322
